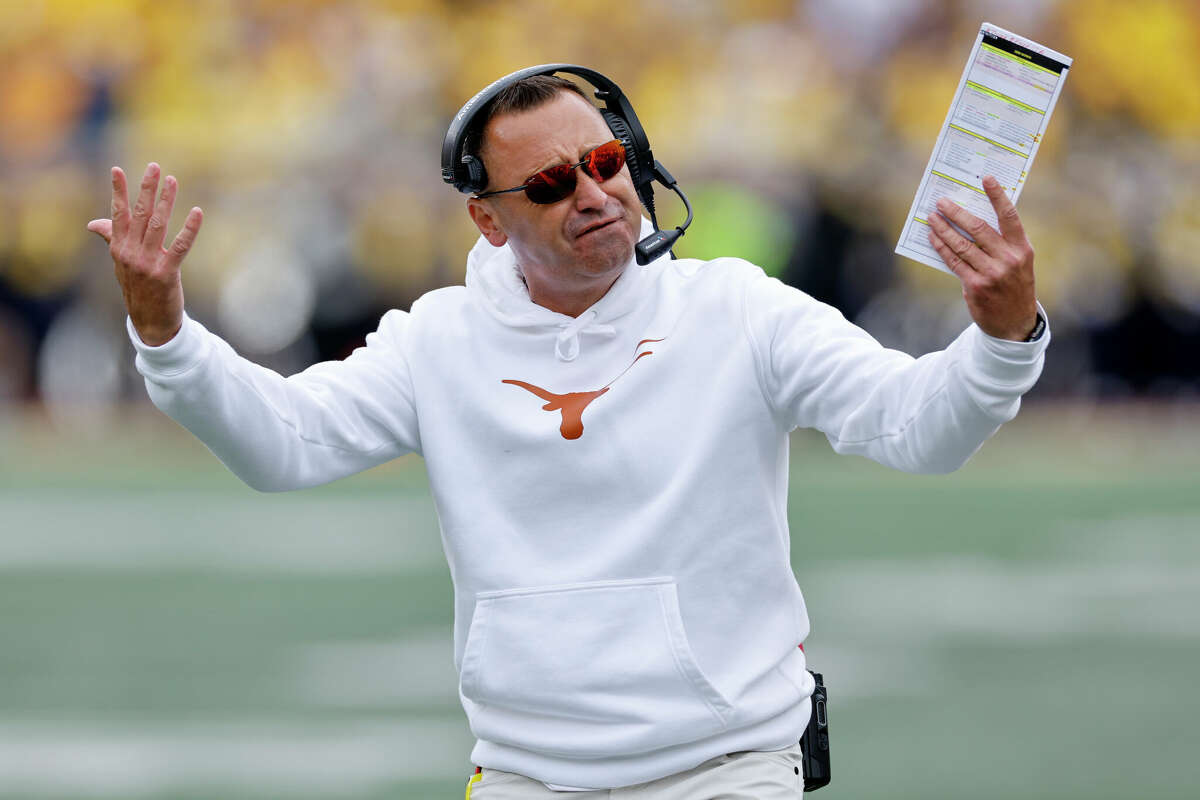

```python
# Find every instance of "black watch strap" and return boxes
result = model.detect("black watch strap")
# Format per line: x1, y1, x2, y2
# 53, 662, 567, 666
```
1024, 312, 1046, 342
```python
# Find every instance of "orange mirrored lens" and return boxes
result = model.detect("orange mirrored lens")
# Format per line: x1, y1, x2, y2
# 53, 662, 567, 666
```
586, 140, 625, 182
522, 140, 626, 204
525, 164, 576, 203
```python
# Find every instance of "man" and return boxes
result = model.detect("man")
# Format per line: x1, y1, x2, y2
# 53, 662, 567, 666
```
87, 73, 1046, 798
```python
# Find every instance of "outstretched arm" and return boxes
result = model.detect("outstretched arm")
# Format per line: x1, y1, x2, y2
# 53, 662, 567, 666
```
746, 175, 1047, 474
88, 165, 420, 491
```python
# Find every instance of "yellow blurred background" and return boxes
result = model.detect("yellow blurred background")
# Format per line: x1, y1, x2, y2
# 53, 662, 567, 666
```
1, 0, 1198, 428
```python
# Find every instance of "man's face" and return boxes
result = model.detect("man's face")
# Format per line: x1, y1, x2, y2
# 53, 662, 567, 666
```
467, 91, 643, 304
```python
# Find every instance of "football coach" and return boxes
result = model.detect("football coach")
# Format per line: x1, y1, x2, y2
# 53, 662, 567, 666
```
87, 65, 1047, 798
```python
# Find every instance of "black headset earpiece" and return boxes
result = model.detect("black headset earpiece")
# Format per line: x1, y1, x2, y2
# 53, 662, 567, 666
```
458, 154, 487, 196
599, 108, 653, 217
442, 64, 691, 265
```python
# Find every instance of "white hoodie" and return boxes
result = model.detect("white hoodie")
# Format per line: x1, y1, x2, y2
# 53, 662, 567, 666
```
128, 229, 1047, 790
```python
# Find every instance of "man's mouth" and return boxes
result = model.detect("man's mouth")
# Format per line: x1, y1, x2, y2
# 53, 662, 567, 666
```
575, 217, 620, 238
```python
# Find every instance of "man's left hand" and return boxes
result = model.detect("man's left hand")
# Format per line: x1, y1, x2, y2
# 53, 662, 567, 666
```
927, 175, 1038, 341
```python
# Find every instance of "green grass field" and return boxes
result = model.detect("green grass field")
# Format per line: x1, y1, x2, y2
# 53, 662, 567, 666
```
1, 403, 1197, 799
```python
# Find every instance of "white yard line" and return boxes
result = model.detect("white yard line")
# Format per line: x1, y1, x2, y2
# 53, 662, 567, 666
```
804, 554, 1200, 646
0, 718, 474, 796
289, 631, 461, 708
0, 491, 446, 573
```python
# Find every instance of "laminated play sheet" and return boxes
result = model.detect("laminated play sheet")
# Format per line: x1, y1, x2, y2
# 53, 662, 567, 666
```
896, 22, 1072, 273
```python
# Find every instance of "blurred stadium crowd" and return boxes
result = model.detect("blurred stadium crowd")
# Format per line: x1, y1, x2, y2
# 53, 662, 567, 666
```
2, 0, 1198, 430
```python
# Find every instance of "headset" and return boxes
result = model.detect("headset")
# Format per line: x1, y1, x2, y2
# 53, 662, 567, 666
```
441, 64, 692, 266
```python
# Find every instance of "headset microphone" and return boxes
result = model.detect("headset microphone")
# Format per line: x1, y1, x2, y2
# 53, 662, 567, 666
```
635, 161, 692, 265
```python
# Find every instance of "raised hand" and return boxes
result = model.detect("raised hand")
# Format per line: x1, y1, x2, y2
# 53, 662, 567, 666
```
926, 175, 1038, 341
87, 163, 203, 346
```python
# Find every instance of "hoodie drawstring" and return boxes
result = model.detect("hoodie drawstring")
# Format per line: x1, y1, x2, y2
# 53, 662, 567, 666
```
555, 309, 616, 362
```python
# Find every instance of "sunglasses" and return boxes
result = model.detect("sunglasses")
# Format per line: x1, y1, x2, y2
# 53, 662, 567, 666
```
474, 139, 627, 205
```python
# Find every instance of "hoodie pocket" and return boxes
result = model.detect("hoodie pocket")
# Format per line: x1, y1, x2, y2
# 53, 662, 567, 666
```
459, 576, 732, 757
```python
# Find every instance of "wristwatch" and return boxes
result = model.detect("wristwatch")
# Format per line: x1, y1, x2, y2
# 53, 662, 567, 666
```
1023, 312, 1046, 342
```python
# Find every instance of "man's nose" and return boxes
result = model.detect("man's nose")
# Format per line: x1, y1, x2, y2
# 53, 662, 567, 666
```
572, 170, 608, 211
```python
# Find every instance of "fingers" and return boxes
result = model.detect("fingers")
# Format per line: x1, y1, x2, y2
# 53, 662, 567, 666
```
143, 174, 178, 253
927, 207, 984, 273
86, 219, 113, 243
103, 164, 197, 270
128, 163, 160, 243
162, 206, 204, 271
933, 195, 1003, 255
927, 226, 974, 280
111, 167, 130, 241
982, 175, 1027, 243
929, 183, 1038, 340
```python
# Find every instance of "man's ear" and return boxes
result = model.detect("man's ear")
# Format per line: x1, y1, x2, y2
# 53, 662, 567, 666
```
468, 199, 508, 248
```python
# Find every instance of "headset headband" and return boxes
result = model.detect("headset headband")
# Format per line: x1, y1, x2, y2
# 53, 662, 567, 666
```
440, 64, 657, 213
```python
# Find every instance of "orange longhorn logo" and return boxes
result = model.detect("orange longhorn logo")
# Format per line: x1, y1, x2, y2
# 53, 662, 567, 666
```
503, 339, 664, 440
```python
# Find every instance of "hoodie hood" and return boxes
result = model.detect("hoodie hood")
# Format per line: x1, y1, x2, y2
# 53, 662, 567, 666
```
465, 217, 667, 361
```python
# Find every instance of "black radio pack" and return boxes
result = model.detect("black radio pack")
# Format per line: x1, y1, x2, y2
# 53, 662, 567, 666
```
799, 670, 831, 791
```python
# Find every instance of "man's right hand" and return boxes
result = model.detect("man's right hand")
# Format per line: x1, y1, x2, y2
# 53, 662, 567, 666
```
87, 163, 204, 346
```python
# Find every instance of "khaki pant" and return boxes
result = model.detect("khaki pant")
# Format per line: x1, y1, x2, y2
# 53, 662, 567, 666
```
465, 742, 805, 799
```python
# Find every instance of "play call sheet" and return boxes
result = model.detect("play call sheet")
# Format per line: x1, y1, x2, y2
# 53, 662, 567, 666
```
896, 23, 1072, 274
